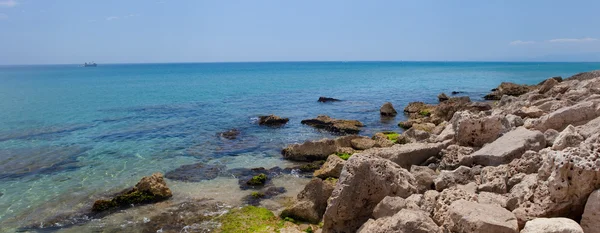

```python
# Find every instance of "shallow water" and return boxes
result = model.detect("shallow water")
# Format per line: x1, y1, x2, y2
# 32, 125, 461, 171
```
0, 62, 599, 231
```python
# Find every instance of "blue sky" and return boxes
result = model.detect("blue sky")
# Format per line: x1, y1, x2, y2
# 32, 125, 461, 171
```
1, 0, 600, 64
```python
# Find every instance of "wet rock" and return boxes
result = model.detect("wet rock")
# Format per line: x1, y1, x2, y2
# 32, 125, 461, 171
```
258, 114, 289, 126
282, 135, 363, 161
411, 165, 437, 193
451, 111, 510, 147
552, 125, 584, 150
449, 200, 518, 233
281, 178, 336, 224
452, 91, 464, 95
358, 209, 442, 233
314, 154, 345, 179
218, 128, 240, 140
0, 146, 89, 179
434, 166, 474, 191
521, 218, 583, 233
528, 101, 600, 132
243, 186, 287, 206
322, 153, 417, 233
434, 97, 473, 121
461, 127, 545, 166
380, 102, 398, 116
581, 189, 600, 233
301, 115, 364, 134
92, 173, 172, 212
404, 101, 432, 114
226, 167, 283, 190
373, 140, 452, 169
293, 160, 326, 174
318, 97, 340, 102
438, 93, 450, 102
164, 163, 225, 182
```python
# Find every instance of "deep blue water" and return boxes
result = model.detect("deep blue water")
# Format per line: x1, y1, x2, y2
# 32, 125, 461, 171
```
0, 61, 599, 229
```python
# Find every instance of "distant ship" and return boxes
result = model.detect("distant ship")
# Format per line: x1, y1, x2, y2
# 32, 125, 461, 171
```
83, 62, 97, 67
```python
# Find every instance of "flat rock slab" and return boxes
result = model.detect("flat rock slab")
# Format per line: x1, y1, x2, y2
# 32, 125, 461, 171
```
461, 127, 545, 166
374, 140, 452, 169
449, 200, 518, 233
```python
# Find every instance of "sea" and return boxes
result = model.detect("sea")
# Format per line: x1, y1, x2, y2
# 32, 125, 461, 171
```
0, 62, 599, 231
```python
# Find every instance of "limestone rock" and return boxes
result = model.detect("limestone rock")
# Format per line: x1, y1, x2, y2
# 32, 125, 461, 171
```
552, 125, 584, 150
477, 192, 508, 208
478, 165, 509, 194
314, 154, 345, 179
539, 78, 560, 94
529, 101, 600, 132
451, 111, 510, 147
438, 93, 450, 102
565, 70, 600, 81
544, 129, 560, 146
404, 128, 431, 142
322, 153, 417, 233
404, 102, 432, 114
439, 145, 474, 170
521, 218, 583, 233
281, 178, 336, 223
410, 165, 437, 193
515, 106, 545, 118
435, 123, 456, 142
372, 196, 409, 219
434, 166, 474, 191
433, 188, 478, 229
282, 135, 363, 161
577, 116, 600, 138
582, 189, 600, 233
380, 102, 398, 116
507, 150, 542, 175
301, 115, 364, 134
461, 127, 546, 166
351, 138, 377, 150
258, 114, 289, 126
92, 173, 172, 212
135, 172, 173, 198
506, 114, 525, 128
372, 140, 452, 169
358, 209, 442, 233
448, 200, 518, 233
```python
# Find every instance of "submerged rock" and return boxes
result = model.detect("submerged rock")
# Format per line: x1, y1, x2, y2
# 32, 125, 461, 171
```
92, 173, 172, 212
318, 97, 340, 102
218, 128, 240, 140
301, 115, 364, 134
242, 186, 287, 206
164, 163, 225, 182
380, 102, 398, 116
258, 114, 289, 126
0, 146, 89, 179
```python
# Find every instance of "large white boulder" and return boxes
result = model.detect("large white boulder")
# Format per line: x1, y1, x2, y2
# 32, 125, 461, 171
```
521, 218, 583, 233
461, 127, 546, 166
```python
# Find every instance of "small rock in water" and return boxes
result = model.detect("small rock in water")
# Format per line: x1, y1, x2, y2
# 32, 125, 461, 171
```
451, 91, 464, 95
92, 172, 172, 212
218, 129, 240, 140
164, 163, 225, 182
438, 93, 450, 102
242, 186, 287, 206
380, 102, 398, 116
258, 114, 289, 126
318, 96, 340, 102
226, 167, 284, 190
301, 115, 364, 134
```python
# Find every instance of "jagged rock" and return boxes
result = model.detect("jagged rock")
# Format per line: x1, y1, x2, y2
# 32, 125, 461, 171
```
582, 189, 600, 233
372, 140, 452, 169
439, 145, 474, 170
461, 127, 545, 166
282, 135, 363, 161
318, 97, 340, 102
485, 82, 531, 100
371, 132, 396, 147
448, 200, 519, 233
435, 123, 456, 143
92, 173, 172, 212
544, 129, 560, 146
478, 192, 508, 208
372, 196, 410, 219
528, 101, 600, 132
538, 78, 560, 94
507, 150, 542, 175
351, 138, 377, 150
506, 174, 537, 211
576, 116, 600, 138
451, 111, 510, 147
358, 209, 442, 233
301, 115, 364, 134
314, 154, 345, 179
432, 188, 478, 229
410, 166, 437, 193
434, 96, 472, 121
404, 128, 431, 142
521, 218, 584, 233
380, 102, 398, 116
258, 114, 289, 126
281, 178, 336, 223
438, 93, 450, 102
552, 125, 584, 150
478, 165, 509, 194
412, 123, 436, 132
505, 114, 525, 128
565, 70, 600, 81
434, 166, 474, 191
404, 102, 432, 114
322, 153, 417, 233
515, 106, 545, 118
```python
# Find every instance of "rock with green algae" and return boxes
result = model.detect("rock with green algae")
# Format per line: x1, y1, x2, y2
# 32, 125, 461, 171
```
92, 172, 172, 212
216, 206, 284, 233
246, 173, 268, 186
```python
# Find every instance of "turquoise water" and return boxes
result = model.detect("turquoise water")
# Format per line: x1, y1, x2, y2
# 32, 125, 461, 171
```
0, 62, 599, 230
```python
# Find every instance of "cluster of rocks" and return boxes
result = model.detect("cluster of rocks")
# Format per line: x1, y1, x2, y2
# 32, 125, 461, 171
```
280, 70, 600, 233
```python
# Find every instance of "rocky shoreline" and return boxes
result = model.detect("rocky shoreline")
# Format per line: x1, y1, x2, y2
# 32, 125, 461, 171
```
28, 70, 600, 232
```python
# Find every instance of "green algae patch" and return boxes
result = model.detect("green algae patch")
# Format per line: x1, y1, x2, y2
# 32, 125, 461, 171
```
92, 190, 168, 212
298, 161, 325, 172
251, 191, 265, 198
335, 152, 352, 160
419, 109, 432, 117
246, 173, 268, 186
218, 206, 283, 233
381, 131, 400, 143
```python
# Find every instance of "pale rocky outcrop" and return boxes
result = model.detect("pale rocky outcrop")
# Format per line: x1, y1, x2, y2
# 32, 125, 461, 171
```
432, 188, 477, 229
404, 128, 431, 142
477, 192, 508, 208
544, 129, 560, 146
314, 154, 345, 179
448, 200, 519, 233
506, 114, 525, 128
507, 150, 542, 175
514, 106, 545, 118
521, 218, 583, 233
410, 165, 437, 193
322, 153, 417, 233
282, 135, 363, 161
435, 123, 455, 142
527, 101, 600, 132
281, 178, 336, 223
371, 140, 452, 169
351, 138, 377, 150
358, 209, 442, 233
478, 165, 509, 194
581, 189, 600, 233
551, 125, 584, 150
136, 172, 173, 198
372, 196, 411, 219
380, 102, 398, 116
434, 166, 474, 191
460, 127, 545, 166
451, 111, 510, 147
439, 145, 474, 170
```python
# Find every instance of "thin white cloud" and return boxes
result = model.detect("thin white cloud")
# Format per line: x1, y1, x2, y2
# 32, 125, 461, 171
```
0, 0, 17, 7
548, 37, 598, 43
106, 16, 119, 21
509, 40, 536, 45
0, 13, 7, 20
